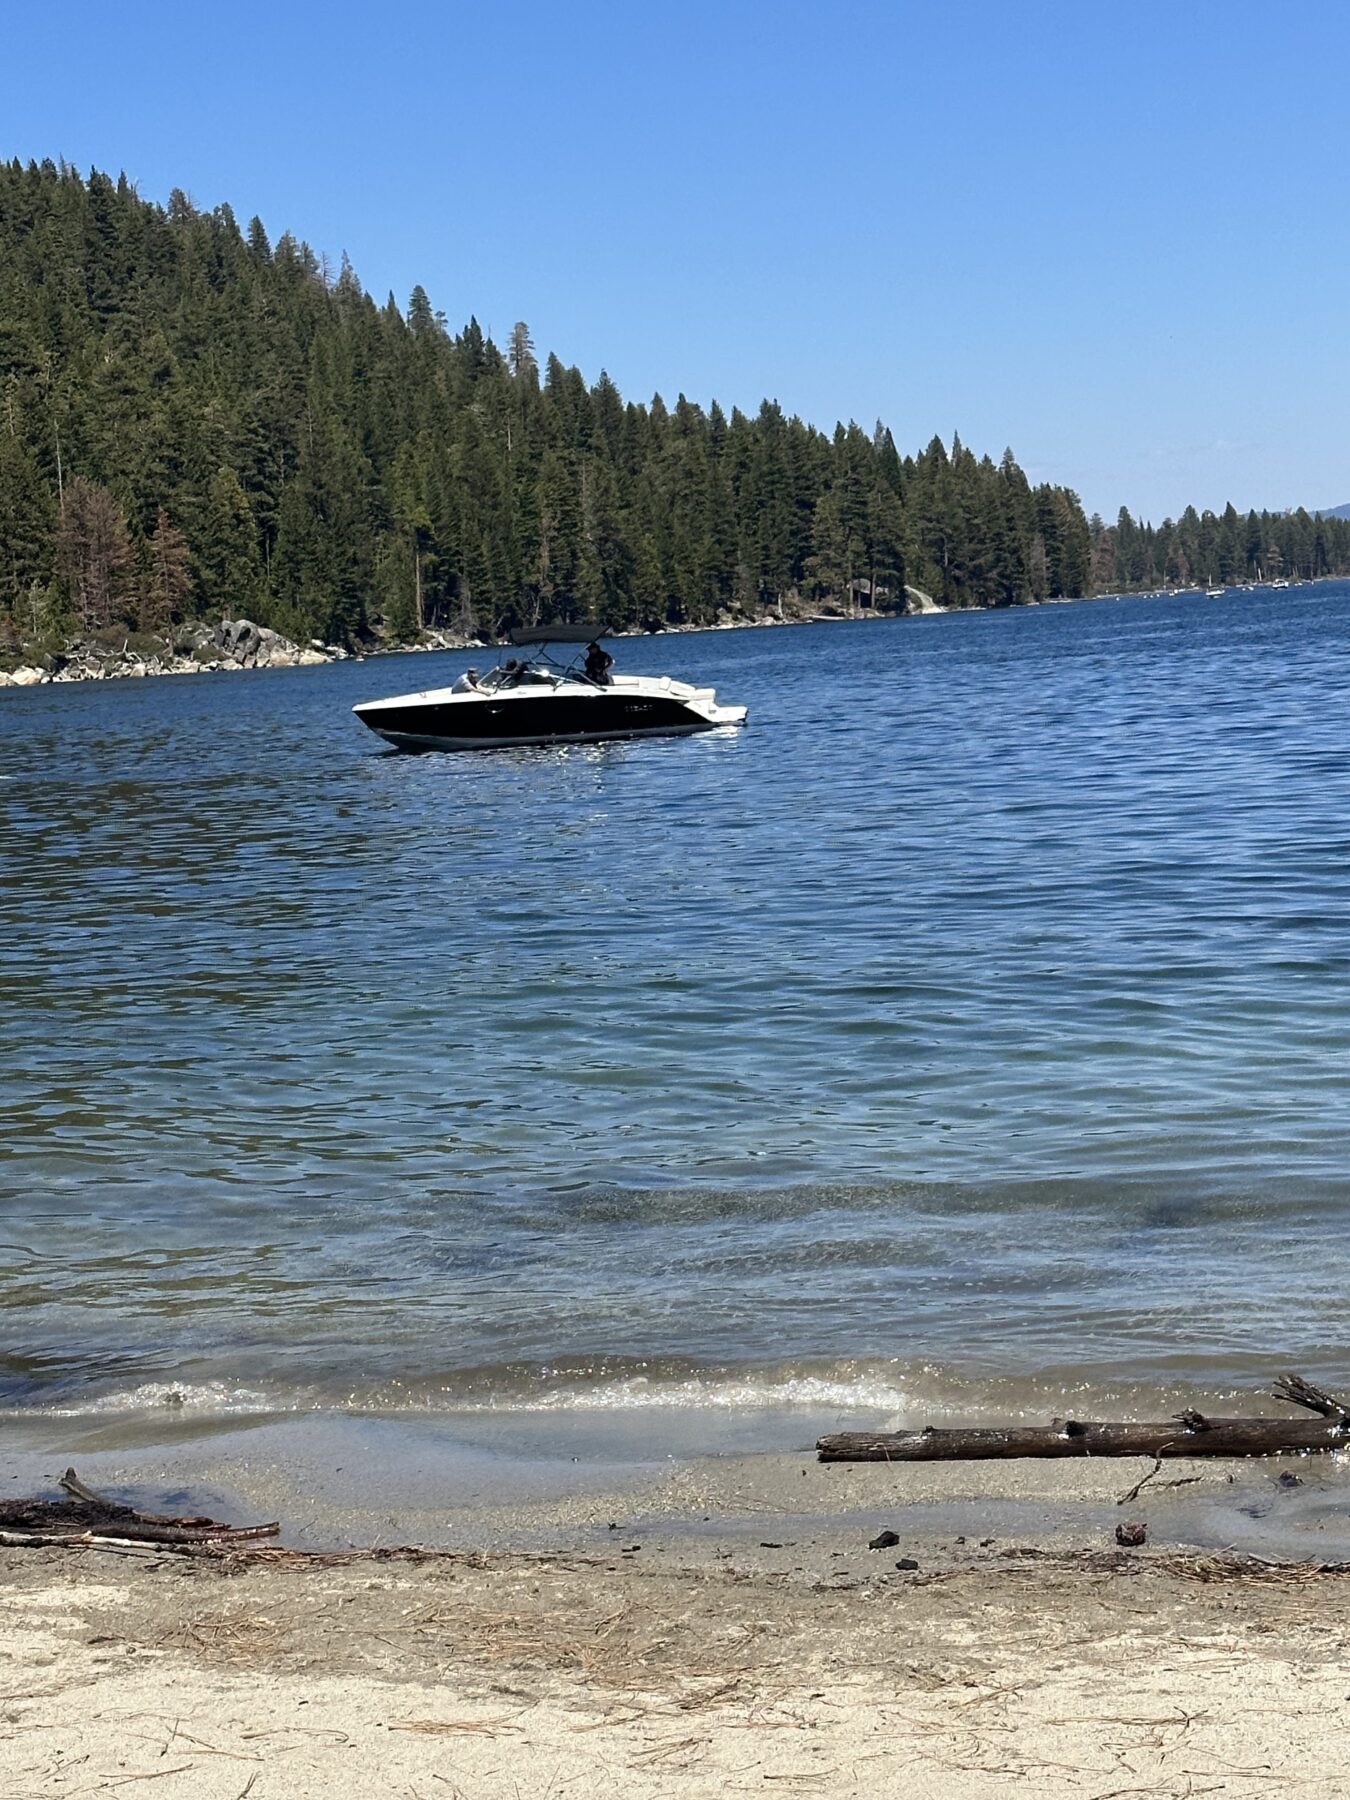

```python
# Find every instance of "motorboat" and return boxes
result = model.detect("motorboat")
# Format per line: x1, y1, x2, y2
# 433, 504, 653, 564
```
353, 627, 748, 752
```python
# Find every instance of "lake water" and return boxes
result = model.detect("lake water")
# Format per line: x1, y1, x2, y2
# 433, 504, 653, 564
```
5, 587, 1350, 1431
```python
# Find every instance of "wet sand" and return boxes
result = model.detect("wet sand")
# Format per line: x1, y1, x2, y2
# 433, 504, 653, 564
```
5, 1412, 1350, 1794
7, 1402, 1350, 1561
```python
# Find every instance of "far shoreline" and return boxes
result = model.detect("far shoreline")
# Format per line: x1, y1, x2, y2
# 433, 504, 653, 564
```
3, 573, 1345, 693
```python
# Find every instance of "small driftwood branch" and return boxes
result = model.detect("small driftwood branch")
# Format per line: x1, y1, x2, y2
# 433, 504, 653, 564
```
57, 1466, 254, 1531
1271, 1375, 1350, 1421
0, 1529, 167, 1557
817, 1376, 1350, 1463
57, 1468, 106, 1506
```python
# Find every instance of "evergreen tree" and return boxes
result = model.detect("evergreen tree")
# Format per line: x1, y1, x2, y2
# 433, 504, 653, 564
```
57, 476, 131, 632
200, 466, 259, 612
142, 507, 191, 630
507, 321, 537, 380
0, 428, 52, 607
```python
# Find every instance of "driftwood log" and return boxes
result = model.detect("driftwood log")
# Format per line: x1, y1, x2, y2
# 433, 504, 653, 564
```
0, 1467, 279, 1550
817, 1375, 1350, 1463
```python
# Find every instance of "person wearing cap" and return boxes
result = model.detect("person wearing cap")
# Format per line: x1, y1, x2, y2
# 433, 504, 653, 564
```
451, 666, 483, 694
584, 640, 614, 686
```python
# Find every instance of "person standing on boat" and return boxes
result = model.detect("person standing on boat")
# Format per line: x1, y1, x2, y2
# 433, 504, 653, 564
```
584, 640, 614, 686
451, 666, 482, 693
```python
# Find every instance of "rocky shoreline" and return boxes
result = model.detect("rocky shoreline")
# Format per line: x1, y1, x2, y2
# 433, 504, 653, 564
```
0, 616, 357, 687
0, 615, 772, 689
0, 592, 945, 690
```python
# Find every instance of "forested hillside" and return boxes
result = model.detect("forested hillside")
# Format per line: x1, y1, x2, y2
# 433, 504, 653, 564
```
2, 159, 1349, 653
1094, 503, 1350, 592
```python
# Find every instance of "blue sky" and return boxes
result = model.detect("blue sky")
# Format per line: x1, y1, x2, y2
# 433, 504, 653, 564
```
7, 0, 1347, 520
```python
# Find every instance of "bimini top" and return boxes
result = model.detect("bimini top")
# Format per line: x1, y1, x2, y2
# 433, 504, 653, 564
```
507, 623, 612, 646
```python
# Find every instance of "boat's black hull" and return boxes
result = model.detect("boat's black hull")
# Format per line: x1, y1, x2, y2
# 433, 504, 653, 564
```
356, 690, 723, 751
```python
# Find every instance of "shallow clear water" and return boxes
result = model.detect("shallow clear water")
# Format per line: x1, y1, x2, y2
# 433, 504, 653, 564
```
5, 588, 1350, 1422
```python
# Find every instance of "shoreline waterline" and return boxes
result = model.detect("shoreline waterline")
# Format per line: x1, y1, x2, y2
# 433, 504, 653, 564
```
3, 574, 1341, 689
7, 1399, 1350, 1565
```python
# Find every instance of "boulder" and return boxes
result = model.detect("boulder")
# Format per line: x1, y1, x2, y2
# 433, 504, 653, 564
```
173, 622, 214, 654
217, 619, 328, 669
216, 618, 272, 664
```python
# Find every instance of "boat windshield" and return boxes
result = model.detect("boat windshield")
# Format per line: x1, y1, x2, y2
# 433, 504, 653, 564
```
479, 661, 562, 692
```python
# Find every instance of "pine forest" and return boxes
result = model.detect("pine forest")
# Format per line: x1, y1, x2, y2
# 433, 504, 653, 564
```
3, 159, 1349, 657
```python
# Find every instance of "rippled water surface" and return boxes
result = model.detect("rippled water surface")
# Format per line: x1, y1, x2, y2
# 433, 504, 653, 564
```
5, 590, 1350, 1420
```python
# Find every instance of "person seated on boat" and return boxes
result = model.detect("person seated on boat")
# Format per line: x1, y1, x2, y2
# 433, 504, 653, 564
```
584, 640, 614, 686
450, 666, 482, 694
495, 657, 554, 688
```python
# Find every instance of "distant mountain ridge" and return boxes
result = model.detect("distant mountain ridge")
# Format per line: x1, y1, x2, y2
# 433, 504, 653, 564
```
1316, 503, 1350, 520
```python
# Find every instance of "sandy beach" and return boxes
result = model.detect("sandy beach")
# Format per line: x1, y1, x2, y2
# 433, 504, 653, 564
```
6, 1420, 1350, 1797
